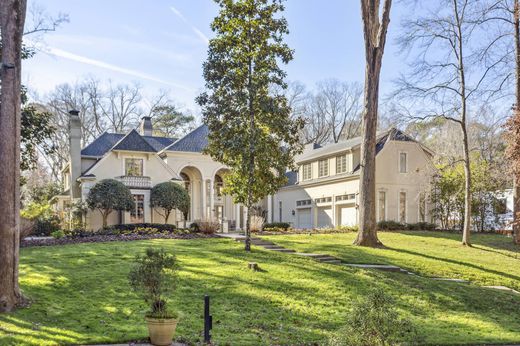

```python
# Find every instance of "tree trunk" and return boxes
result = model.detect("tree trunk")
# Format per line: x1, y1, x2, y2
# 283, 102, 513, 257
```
513, 0, 520, 245
0, 0, 26, 313
244, 18, 254, 252
165, 210, 171, 225
354, 0, 392, 247
101, 210, 110, 228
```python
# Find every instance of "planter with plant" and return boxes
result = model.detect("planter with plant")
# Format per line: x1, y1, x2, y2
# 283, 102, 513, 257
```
129, 248, 179, 346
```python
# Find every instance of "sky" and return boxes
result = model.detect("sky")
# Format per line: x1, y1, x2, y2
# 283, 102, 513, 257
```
23, 0, 407, 114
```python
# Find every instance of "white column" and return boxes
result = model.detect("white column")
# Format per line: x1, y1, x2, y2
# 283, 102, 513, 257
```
202, 179, 207, 220
267, 195, 273, 223
209, 178, 215, 220
235, 203, 241, 230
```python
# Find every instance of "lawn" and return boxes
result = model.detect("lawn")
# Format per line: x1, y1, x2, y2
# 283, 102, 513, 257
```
0, 236, 518, 345
263, 231, 520, 290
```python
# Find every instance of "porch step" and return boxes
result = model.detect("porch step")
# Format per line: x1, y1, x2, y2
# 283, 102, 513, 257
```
343, 264, 403, 272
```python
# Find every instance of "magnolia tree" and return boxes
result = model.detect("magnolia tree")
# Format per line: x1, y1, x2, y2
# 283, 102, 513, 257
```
150, 182, 190, 224
86, 179, 134, 228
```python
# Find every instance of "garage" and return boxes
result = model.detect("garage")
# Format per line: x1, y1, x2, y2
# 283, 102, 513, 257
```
297, 208, 312, 229
317, 206, 333, 228
338, 206, 357, 226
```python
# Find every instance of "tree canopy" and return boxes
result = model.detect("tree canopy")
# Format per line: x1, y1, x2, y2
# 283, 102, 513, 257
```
86, 179, 134, 228
150, 182, 190, 224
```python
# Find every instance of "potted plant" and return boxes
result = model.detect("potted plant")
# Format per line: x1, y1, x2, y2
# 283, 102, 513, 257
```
129, 248, 179, 346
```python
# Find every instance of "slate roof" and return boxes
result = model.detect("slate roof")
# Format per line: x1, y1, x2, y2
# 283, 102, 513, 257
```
164, 124, 209, 153
112, 129, 157, 152
81, 131, 176, 157
284, 171, 298, 187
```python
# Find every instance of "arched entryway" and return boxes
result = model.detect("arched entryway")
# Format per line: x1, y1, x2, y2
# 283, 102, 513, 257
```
179, 166, 203, 222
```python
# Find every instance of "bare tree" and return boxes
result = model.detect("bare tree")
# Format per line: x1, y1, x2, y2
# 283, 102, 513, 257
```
393, 0, 506, 246
354, 0, 392, 247
0, 0, 27, 312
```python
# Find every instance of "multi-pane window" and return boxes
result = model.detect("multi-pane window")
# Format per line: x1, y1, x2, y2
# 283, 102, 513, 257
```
296, 199, 312, 206
336, 155, 347, 174
315, 197, 332, 204
336, 194, 356, 202
399, 191, 407, 223
318, 159, 329, 177
130, 194, 144, 223
399, 152, 408, 173
302, 163, 312, 181
419, 192, 426, 222
125, 158, 143, 176
378, 191, 386, 222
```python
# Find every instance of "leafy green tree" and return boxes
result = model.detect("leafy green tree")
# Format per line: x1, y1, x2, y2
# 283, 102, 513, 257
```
86, 179, 134, 228
197, 0, 303, 251
150, 182, 190, 224
151, 105, 195, 138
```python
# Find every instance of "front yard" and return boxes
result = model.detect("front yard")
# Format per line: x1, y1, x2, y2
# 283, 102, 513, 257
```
0, 233, 519, 345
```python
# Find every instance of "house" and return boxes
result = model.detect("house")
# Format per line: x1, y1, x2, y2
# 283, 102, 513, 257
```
266, 129, 435, 229
54, 111, 435, 231
54, 110, 245, 231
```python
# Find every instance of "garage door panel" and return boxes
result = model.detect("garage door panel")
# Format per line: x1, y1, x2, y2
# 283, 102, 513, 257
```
297, 208, 312, 229
317, 207, 333, 228
339, 206, 356, 226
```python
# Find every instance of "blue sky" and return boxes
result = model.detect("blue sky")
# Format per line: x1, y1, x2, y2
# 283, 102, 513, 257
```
23, 0, 406, 113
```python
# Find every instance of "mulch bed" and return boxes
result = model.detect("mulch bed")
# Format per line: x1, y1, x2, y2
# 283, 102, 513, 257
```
21, 233, 218, 248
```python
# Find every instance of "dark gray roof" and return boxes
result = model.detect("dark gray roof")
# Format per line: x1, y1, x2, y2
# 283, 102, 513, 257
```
81, 132, 176, 157
284, 171, 298, 187
112, 129, 156, 152
164, 125, 208, 153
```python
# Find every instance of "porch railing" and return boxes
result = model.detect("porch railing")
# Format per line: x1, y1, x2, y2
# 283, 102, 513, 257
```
117, 175, 152, 189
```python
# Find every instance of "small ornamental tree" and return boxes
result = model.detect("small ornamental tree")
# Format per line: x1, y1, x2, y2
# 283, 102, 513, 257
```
86, 179, 134, 228
150, 182, 190, 224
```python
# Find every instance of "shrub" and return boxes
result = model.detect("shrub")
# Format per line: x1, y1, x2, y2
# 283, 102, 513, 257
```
189, 222, 200, 233
377, 220, 437, 231
86, 179, 134, 228
250, 215, 264, 232
19, 217, 35, 239
336, 225, 359, 232
263, 222, 290, 232
21, 202, 61, 236
128, 248, 178, 319
406, 222, 437, 231
194, 218, 220, 234
328, 288, 420, 346
377, 220, 406, 231
51, 230, 65, 239
150, 182, 190, 224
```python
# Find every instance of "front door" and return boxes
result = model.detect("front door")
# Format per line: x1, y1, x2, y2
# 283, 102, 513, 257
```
130, 194, 145, 223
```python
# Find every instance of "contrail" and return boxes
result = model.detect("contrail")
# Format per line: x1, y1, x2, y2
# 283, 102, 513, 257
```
170, 5, 209, 44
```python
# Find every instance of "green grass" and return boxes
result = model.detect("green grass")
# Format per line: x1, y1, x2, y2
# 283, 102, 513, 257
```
263, 231, 520, 290
0, 235, 518, 345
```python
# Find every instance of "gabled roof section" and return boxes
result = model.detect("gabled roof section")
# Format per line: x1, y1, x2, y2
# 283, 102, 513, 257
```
81, 132, 125, 157
112, 129, 157, 153
142, 136, 176, 152
163, 124, 209, 153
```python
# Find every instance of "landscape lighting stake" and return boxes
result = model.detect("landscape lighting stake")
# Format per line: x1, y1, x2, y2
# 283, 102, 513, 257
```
204, 294, 212, 343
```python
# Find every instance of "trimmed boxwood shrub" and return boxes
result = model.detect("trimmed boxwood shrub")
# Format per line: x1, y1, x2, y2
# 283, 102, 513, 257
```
377, 220, 437, 231
263, 222, 290, 232
67, 223, 180, 238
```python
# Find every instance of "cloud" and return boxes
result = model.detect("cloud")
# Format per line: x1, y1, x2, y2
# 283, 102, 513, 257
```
170, 5, 209, 44
46, 46, 193, 91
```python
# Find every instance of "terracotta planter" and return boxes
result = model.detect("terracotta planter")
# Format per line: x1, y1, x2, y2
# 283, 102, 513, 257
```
145, 317, 178, 346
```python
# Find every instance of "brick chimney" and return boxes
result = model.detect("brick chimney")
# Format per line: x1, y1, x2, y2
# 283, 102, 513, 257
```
139, 116, 153, 136
68, 110, 82, 199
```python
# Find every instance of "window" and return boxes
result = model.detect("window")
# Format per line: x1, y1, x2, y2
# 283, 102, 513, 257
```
315, 197, 332, 204
296, 199, 312, 207
125, 158, 143, 176
336, 155, 347, 174
279, 201, 282, 222
335, 194, 356, 202
399, 152, 407, 173
302, 163, 312, 181
399, 192, 407, 223
318, 159, 329, 177
378, 191, 386, 222
419, 192, 426, 222
130, 194, 144, 223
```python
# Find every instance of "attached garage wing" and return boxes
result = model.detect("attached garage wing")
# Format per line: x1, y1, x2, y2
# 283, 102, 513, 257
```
297, 208, 312, 229
317, 206, 333, 228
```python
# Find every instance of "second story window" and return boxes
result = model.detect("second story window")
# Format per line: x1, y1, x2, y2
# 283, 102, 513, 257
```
336, 154, 347, 174
318, 159, 329, 177
125, 158, 143, 176
399, 152, 408, 173
302, 163, 312, 181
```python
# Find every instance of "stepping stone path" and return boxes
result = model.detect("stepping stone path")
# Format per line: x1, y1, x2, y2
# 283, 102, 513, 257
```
218, 233, 520, 295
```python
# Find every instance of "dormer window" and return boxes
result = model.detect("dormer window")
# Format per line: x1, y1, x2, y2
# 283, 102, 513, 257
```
125, 158, 143, 176
399, 152, 408, 173
336, 154, 347, 174
318, 159, 329, 177
302, 163, 312, 181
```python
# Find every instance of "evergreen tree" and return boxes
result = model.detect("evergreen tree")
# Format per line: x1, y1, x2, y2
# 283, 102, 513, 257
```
197, 0, 303, 251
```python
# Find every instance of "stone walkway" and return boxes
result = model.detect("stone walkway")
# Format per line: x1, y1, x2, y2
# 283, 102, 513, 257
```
219, 233, 520, 295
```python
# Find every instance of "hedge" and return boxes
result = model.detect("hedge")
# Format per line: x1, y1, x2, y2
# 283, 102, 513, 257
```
263, 222, 291, 231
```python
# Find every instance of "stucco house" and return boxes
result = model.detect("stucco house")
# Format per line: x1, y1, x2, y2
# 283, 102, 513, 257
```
54, 110, 435, 231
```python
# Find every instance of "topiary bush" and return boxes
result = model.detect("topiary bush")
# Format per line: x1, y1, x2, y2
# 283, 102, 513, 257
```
377, 220, 437, 231
263, 222, 290, 232
150, 182, 190, 224
86, 179, 134, 228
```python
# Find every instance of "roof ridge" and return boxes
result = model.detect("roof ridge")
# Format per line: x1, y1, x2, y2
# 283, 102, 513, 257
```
110, 129, 157, 153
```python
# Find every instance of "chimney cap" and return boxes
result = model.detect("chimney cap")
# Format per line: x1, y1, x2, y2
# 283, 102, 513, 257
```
69, 109, 80, 116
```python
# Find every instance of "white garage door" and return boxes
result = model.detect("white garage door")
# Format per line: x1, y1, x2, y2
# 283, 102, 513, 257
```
317, 207, 333, 228
297, 208, 312, 229
340, 206, 357, 226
